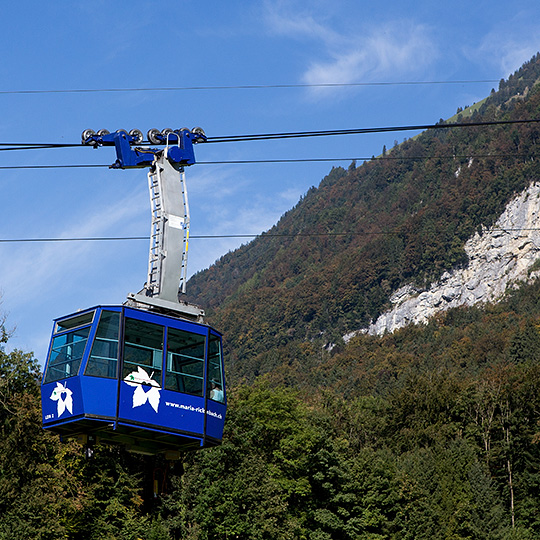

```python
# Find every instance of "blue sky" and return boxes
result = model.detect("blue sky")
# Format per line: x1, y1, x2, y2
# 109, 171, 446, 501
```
2, 0, 540, 361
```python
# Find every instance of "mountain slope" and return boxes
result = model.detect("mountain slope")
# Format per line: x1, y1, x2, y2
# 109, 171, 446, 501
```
187, 54, 540, 384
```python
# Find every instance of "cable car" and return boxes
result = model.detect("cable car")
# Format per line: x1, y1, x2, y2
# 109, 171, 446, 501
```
40, 128, 226, 456
41, 304, 225, 455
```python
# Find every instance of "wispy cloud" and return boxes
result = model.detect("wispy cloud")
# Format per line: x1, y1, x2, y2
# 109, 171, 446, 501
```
189, 202, 285, 274
303, 22, 436, 85
187, 165, 306, 273
264, 2, 340, 44
0, 187, 148, 357
473, 33, 540, 77
462, 11, 540, 77
263, 3, 437, 97
189, 165, 250, 201
0, 187, 146, 306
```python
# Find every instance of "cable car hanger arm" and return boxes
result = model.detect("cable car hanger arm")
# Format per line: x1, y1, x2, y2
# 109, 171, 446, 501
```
81, 127, 206, 318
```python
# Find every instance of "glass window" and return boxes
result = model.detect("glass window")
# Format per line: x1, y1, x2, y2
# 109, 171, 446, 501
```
165, 328, 205, 396
44, 326, 91, 384
207, 335, 224, 402
55, 311, 94, 334
123, 318, 163, 387
85, 311, 120, 378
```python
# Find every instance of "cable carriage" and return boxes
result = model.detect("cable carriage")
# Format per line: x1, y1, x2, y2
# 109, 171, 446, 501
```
40, 128, 225, 456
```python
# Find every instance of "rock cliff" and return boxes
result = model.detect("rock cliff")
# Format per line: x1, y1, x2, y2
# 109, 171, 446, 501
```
349, 181, 540, 338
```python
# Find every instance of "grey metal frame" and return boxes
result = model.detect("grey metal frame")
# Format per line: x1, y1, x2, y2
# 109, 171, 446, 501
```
125, 150, 204, 322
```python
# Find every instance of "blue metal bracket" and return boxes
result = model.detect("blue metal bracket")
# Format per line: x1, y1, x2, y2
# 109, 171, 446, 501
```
81, 128, 207, 169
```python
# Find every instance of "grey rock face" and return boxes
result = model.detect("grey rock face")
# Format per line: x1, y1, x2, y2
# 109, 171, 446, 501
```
349, 182, 540, 339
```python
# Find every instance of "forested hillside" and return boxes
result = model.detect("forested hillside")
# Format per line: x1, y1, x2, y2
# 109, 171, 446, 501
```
188, 53, 540, 384
4, 281, 540, 538
3, 56, 540, 539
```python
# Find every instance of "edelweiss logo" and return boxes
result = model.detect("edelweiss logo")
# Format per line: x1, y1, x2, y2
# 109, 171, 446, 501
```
124, 366, 161, 413
50, 381, 73, 417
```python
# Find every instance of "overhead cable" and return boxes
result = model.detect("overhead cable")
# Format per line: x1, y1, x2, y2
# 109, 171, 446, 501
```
0, 143, 80, 152
0, 164, 109, 170
0, 79, 510, 96
205, 118, 540, 143
1, 117, 539, 153
3, 228, 540, 244
0, 152, 537, 171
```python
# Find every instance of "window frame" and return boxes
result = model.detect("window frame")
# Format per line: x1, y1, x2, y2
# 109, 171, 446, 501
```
207, 332, 225, 403
164, 325, 206, 396
84, 309, 121, 379
121, 316, 164, 388
43, 310, 96, 384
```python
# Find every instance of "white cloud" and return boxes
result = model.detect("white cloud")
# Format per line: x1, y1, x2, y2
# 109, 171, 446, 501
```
264, 2, 340, 45
476, 37, 540, 78
0, 187, 147, 307
0, 187, 148, 357
188, 177, 303, 274
263, 3, 437, 97
463, 13, 540, 78
278, 187, 305, 206
302, 22, 437, 89
189, 165, 249, 200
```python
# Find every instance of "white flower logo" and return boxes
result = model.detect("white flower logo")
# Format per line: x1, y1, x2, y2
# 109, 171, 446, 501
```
50, 382, 73, 417
124, 366, 161, 413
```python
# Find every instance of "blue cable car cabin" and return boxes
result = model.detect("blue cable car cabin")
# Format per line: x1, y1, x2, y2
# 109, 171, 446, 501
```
41, 305, 226, 455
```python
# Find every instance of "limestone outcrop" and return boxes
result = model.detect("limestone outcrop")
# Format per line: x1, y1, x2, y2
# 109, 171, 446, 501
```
347, 182, 540, 339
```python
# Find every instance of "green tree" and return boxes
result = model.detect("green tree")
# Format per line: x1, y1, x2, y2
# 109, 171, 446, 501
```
0, 321, 150, 540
